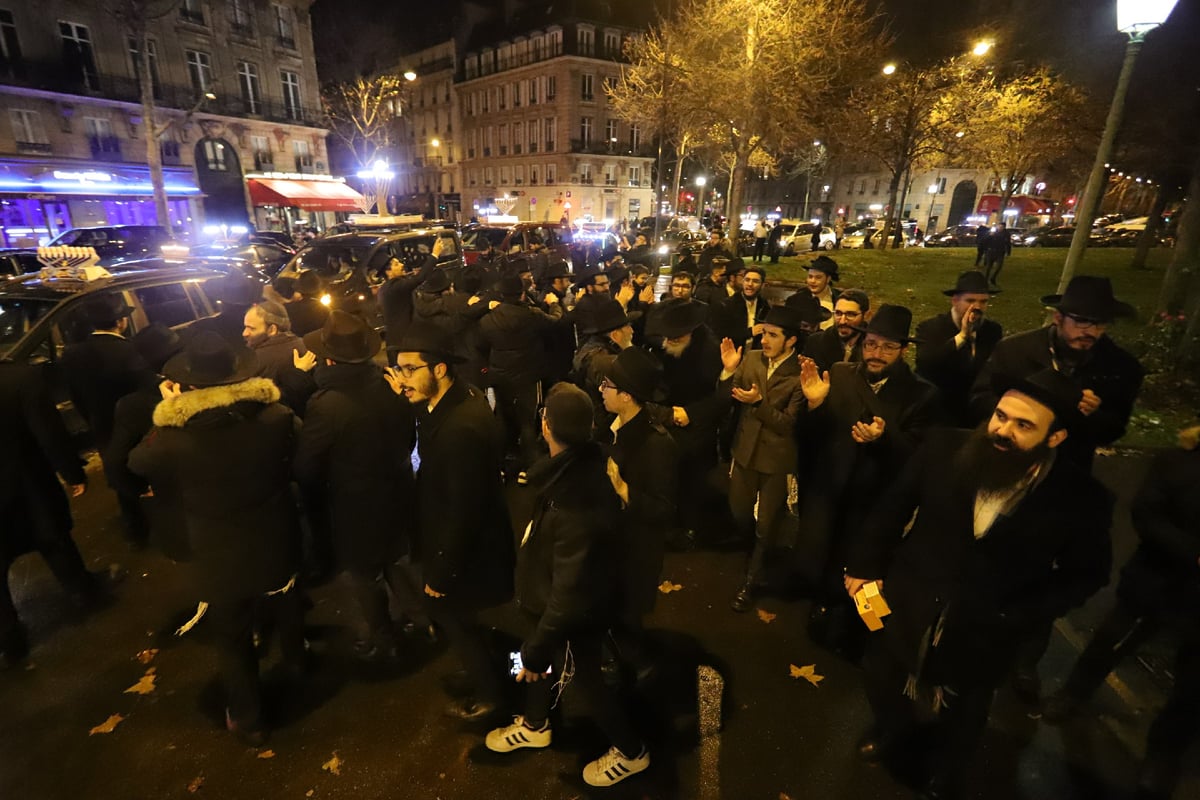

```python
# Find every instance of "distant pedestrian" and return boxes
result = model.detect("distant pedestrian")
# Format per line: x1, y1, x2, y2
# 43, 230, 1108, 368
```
768, 220, 783, 263
752, 218, 769, 262
983, 222, 1012, 286
973, 224, 990, 267
811, 223, 822, 252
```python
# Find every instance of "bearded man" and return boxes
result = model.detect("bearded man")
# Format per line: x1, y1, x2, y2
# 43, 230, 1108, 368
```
844, 369, 1113, 800
802, 289, 869, 372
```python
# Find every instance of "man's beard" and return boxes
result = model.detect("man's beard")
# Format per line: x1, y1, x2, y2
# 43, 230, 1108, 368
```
957, 424, 1052, 492
244, 331, 269, 348
662, 338, 690, 358
862, 358, 896, 380
837, 325, 857, 342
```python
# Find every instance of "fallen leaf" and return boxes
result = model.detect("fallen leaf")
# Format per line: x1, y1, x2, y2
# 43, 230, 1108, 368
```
257, 749, 275, 759
756, 609, 777, 624
321, 752, 342, 776
187, 775, 204, 793
780, 794, 795, 800
135, 649, 158, 665
658, 581, 683, 594
789, 663, 824, 687
89, 714, 125, 735
305, 791, 314, 798
124, 667, 157, 695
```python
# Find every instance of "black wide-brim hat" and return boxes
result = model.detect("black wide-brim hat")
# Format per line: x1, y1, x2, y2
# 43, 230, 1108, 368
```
572, 264, 605, 291
132, 323, 183, 372
420, 268, 452, 294
783, 291, 833, 326
1040, 276, 1135, 322
808, 255, 840, 280
853, 303, 920, 344
82, 293, 133, 327
761, 303, 809, 335
944, 270, 1001, 296
164, 330, 259, 387
579, 299, 631, 336
303, 309, 381, 365
645, 298, 709, 339
606, 346, 666, 403
394, 321, 464, 364
993, 367, 1082, 425
543, 259, 573, 280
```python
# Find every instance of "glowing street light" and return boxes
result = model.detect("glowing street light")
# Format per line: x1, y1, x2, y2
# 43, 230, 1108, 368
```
882, 63, 896, 76
403, 70, 417, 82
972, 40, 993, 56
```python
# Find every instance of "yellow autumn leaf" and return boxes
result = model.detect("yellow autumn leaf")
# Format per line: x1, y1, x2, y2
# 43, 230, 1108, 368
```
658, 581, 683, 594
187, 775, 204, 793
124, 667, 157, 695
788, 663, 824, 687
257, 749, 275, 759
322, 752, 342, 776
756, 609, 777, 624
135, 649, 158, 665
89, 713, 125, 735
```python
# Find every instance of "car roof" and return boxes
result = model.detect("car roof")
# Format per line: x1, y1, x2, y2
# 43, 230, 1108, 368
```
1, 265, 226, 302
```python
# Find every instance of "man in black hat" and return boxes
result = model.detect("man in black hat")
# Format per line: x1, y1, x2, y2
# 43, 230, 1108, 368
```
982, 221, 1011, 286
802, 289, 870, 373
714, 263, 771, 350
479, 275, 564, 482
843, 369, 1112, 800
294, 311, 422, 662
915, 272, 1004, 427
782, 290, 834, 350
285, 270, 330, 337
378, 244, 438, 366
571, 299, 634, 430
805, 255, 842, 329
61, 294, 152, 549
567, 264, 614, 336
697, 229, 732, 274
190, 274, 265, 345
129, 332, 307, 745
971, 275, 1143, 472
385, 323, 514, 722
719, 305, 807, 612
536, 259, 578, 386
600, 348, 679, 668
797, 305, 942, 651
644, 300, 724, 541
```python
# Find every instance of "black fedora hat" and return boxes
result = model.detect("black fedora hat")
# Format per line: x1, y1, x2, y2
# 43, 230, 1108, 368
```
395, 321, 465, 364
606, 346, 665, 403
1040, 276, 1135, 322
420, 268, 452, 294
303, 310, 381, 365
646, 298, 709, 339
164, 330, 259, 387
580, 299, 631, 336
497, 274, 526, 299
995, 367, 1082, 425
944, 270, 1001, 296
808, 255, 840, 280
783, 291, 833, 326
761, 303, 808, 335
543, 259, 573, 280
82, 293, 133, 328
132, 323, 183, 373
572, 264, 606, 290
606, 264, 630, 288
854, 304, 920, 344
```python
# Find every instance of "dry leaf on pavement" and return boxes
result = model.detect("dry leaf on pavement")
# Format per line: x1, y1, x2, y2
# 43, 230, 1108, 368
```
89, 714, 125, 735
322, 752, 342, 776
789, 663, 824, 687
135, 649, 158, 665
187, 776, 204, 793
658, 581, 683, 594
756, 609, 777, 624
124, 667, 157, 695
257, 749, 275, 759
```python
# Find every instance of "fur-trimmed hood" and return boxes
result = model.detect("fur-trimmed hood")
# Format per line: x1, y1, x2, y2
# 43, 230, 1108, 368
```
152, 377, 281, 428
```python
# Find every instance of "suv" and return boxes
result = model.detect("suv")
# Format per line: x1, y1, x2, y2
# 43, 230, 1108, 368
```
0, 225, 175, 266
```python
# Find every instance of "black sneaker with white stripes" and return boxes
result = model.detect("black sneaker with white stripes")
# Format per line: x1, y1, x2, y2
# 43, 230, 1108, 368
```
582, 745, 650, 786
485, 716, 552, 753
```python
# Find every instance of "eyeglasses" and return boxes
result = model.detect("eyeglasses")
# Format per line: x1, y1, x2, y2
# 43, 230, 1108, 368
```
833, 310, 861, 319
1064, 313, 1106, 329
393, 363, 430, 378
862, 340, 902, 354
599, 378, 617, 391
593, 279, 610, 288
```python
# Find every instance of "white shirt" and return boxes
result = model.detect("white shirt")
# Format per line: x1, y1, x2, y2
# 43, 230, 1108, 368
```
973, 461, 1048, 538
766, 348, 795, 381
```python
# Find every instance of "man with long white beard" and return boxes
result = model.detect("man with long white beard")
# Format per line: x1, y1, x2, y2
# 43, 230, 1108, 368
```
843, 369, 1112, 800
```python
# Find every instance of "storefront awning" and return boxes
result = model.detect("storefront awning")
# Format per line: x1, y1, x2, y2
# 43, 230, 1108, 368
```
247, 178, 364, 212
976, 194, 1054, 217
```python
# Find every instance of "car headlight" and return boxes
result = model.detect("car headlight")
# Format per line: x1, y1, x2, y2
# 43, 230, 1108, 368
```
657, 245, 669, 255
319, 293, 332, 306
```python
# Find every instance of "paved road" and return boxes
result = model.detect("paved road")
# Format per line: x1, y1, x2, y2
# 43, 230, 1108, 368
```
0, 452, 1195, 800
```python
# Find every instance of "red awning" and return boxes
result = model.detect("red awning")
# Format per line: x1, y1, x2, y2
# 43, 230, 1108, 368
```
247, 178, 364, 212
975, 194, 1052, 216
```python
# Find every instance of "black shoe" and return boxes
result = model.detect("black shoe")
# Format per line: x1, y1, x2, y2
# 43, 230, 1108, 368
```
731, 584, 755, 613
444, 697, 499, 722
225, 709, 267, 748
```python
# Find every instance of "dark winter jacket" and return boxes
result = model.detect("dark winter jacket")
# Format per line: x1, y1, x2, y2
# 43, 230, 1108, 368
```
802, 327, 862, 373
644, 328, 724, 462
60, 332, 148, 448
286, 297, 330, 337
915, 312, 1003, 427
379, 255, 436, 349
478, 298, 564, 388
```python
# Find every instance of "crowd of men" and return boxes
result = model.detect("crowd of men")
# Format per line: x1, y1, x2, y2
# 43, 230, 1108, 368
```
1, 233, 1197, 799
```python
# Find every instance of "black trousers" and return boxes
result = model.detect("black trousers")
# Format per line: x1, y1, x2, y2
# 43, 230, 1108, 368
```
427, 601, 504, 706
752, 240, 766, 262
727, 463, 789, 586
1144, 631, 1200, 782
343, 557, 430, 645
984, 252, 1007, 284
494, 381, 541, 471
1059, 600, 1159, 702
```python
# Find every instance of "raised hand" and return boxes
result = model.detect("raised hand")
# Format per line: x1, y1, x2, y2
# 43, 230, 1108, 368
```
850, 415, 886, 443
798, 356, 830, 407
293, 349, 317, 372
719, 337, 743, 373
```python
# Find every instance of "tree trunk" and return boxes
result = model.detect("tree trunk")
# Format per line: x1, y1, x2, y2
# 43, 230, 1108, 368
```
877, 168, 903, 251
136, 31, 171, 231
1156, 163, 1200, 317
1130, 183, 1169, 270
727, 148, 748, 231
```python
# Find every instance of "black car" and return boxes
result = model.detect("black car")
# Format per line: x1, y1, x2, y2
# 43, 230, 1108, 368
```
1022, 226, 1107, 248
0, 251, 42, 278
30, 225, 174, 265
189, 242, 296, 275
925, 225, 982, 247
108, 255, 273, 285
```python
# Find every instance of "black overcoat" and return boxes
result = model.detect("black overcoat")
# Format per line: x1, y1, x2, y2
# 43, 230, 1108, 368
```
60, 332, 148, 447
914, 312, 1003, 427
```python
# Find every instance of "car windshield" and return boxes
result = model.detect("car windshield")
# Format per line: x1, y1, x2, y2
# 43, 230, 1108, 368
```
292, 241, 377, 277
0, 297, 57, 356
49, 229, 103, 246
461, 227, 509, 250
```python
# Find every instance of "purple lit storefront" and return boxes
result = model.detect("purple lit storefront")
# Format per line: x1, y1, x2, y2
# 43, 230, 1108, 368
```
0, 158, 203, 247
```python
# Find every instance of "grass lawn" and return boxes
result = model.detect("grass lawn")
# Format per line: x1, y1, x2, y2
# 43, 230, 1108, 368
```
760, 246, 1195, 448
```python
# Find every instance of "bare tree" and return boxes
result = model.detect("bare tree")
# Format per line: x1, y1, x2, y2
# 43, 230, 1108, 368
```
321, 75, 410, 172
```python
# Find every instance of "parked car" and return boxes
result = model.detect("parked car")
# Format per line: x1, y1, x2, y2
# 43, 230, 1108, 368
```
188, 242, 296, 276
840, 227, 883, 250
459, 224, 511, 265
0, 251, 42, 279
1095, 227, 1170, 248
778, 222, 836, 254
11, 225, 177, 265
1022, 226, 1107, 247
924, 224, 982, 247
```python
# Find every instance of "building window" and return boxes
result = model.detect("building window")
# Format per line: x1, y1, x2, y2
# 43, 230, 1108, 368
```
280, 70, 302, 120
464, 55, 477, 80
629, 165, 641, 186
484, 166, 493, 185
544, 117, 555, 151
185, 49, 214, 96
528, 123, 538, 152
604, 31, 620, 57
9, 108, 48, 149
580, 116, 592, 147
577, 26, 594, 57
545, 75, 556, 100
499, 124, 509, 155
59, 21, 98, 91
202, 139, 229, 171
528, 78, 538, 105
294, 139, 311, 170
251, 134, 272, 169
603, 164, 615, 185
127, 36, 161, 98
512, 81, 521, 107
579, 163, 592, 184
581, 73, 593, 101
237, 61, 260, 114
228, 0, 253, 36
0, 10, 24, 75
272, 3, 294, 48
604, 119, 616, 148
629, 124, 641, 151
513, 122, 523, 153
531, 36, 542, 61
180, 0, 205, 25
500, 166, 511, 185
545, 163, 556, 184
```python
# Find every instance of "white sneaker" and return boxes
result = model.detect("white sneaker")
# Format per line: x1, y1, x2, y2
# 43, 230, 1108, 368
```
485, 716, 552, 753
582, 745, 650, 787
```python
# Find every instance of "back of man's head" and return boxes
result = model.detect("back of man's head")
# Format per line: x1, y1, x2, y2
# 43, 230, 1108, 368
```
544, 382, 594, 447
252, 300, 291, 333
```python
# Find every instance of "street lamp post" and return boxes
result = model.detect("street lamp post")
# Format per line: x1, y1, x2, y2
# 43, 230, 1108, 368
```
430, 138, 442, 219
695, 176, 707, 224
1057, 0, 1178, 293
925, 181, 939, 235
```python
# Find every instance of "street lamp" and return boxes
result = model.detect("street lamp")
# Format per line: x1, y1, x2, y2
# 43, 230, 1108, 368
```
882, 63, 896, 75
1058, 0, 1178, 292
972, 40, 993, 56
695, 176, 707, 221
356, 159, 395, 217
403, 69, 417, 82
925, 181, 940, 234
430, 139, 442, 219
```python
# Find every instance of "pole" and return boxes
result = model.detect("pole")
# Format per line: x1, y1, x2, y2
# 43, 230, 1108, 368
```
1057, 34, 1142, 293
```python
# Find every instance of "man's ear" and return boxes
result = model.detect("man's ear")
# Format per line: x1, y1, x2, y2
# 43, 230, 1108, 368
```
1047, 428, 1068, 449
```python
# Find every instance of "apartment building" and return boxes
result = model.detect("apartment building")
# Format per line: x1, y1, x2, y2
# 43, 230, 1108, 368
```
0, 0, 345, 246
395, 40, 459, 218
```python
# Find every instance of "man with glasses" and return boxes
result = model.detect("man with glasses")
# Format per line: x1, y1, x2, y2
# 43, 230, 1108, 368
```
801, 289, 869, 372
715, 263, 770, 350
796, 305, 942, 658
665, 271, 695, 303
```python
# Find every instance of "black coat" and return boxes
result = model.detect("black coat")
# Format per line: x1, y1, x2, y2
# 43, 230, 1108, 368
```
185, 309, 250, 346
286, 298, 330, 338
60, 332, 148, 448
801, 327, 862, 373
379, 255, 436, 349
516, 443, 621, 672
478, 298, 564, 388
293, 362, 416, 575
128, 378, 302, 602
251, 332, 315, 415
571, 336, 623, 430
849, 428, 1113, 689
713, 293, 771, 349
915, 312, 1003, 427
608, 410, 679, 617
644, 327, 724, 462
0, 364, 85, 560
693, 278, 726, 310
414, 380, 514, 609
970, 326, 1144, 469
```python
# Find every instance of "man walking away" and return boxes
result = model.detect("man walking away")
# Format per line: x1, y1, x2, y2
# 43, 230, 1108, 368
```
983, 222, 1011, 286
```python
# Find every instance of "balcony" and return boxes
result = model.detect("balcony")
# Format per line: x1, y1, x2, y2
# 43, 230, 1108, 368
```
88, 134, 123, 161
528, 142, 537, 153
161, 140, 182, 166
579, 176, 594, 185
545, 177, 555, 185
294, 155, 315, 173
230, 22, 255, 39
604, 178, 617, 186
513, 143, 521, 154
276, 35, 296, 50
253, 151, 274, 170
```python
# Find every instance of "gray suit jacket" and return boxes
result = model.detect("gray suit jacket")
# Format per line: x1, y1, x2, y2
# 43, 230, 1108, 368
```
721, 350, 803, 474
